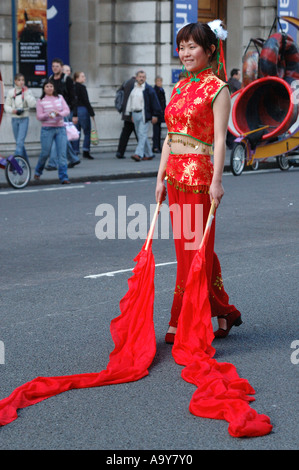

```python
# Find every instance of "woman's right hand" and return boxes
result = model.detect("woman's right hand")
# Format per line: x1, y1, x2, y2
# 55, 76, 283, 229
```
155, 179, 167, 204
155, 135, 169, 203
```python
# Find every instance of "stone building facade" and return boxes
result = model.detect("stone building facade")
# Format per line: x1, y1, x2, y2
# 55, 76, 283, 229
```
0, 0, 279, 154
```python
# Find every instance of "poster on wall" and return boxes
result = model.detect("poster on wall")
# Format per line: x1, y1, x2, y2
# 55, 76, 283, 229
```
17, 0, 48, 87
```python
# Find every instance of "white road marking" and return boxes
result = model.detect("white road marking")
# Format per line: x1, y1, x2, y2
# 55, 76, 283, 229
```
0, 185, 86, 195
84, 261, 177, 279
0, 179, 149, 195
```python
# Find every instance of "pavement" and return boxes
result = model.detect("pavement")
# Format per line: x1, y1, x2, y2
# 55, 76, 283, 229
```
0, 145, 280, 189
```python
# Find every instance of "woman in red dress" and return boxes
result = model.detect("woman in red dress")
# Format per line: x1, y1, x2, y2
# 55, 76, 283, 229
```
155, 22, 242, 343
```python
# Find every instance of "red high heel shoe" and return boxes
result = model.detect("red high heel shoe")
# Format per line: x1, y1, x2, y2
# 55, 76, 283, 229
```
214, 310, 242, 339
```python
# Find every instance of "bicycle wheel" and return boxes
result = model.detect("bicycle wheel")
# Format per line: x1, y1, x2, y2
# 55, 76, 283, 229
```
230, 143, 246, 176
5, 156, 31, 189
251, 160, 259, 171
276, 154, 289, 171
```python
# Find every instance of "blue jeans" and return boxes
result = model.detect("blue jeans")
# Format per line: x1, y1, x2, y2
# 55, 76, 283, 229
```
11, 117, 29, 162
72, 106, 91, 154
35, 127, 69, 182
47, 115, 80, 167
132, 111, 152, 158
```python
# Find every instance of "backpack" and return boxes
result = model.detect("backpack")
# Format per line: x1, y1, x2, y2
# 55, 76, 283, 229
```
114, 85, 124, 113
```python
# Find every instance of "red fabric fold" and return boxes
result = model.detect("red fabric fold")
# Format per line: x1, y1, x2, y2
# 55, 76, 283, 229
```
0, 224, 272, 438
172, 243, 272, 438
0, 241, 156, 427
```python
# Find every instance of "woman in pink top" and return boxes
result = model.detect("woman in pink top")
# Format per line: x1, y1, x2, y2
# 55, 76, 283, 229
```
35, 80, 70, 184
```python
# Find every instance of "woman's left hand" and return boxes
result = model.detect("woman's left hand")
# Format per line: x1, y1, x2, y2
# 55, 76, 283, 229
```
155, 179, 167, 204
209, 179, 224, 208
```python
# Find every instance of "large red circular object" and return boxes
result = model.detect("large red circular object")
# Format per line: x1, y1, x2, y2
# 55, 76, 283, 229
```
227, 89, 242, 137
232, 76, 298, 140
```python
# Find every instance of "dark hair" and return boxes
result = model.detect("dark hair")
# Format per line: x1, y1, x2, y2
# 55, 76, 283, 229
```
176, 22, 218, 62
230, 68, 240, 77
40, 79, 58, 99
52, 58, 64, 66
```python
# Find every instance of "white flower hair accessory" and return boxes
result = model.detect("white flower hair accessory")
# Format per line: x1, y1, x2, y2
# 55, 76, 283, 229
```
207, 19, 228, 81
208, 19, 228, 41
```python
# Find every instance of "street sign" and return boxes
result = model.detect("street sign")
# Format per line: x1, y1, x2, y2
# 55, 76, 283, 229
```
173, 0, 198, 57
277, 0, 298, 41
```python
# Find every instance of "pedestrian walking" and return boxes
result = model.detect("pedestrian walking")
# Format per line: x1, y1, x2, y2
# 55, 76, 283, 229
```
125, 70, 161, 161
73, 71, 95, 161
34, 80, 70, 184
115, 76, 138, 159
152, 76, 166, 153
4, 73, 36, 163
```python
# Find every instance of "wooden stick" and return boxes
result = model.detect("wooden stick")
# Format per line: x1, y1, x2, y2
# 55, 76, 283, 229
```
145, 199, 215, 251
145, 202, 161, 251
199, 199, 216, 250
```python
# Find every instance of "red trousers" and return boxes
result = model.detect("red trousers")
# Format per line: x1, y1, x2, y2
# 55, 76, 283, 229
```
167, 181, 237, 327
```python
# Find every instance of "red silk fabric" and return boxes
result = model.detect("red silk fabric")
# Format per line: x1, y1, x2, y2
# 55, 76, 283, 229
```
164, 68, 228, 146
172, 241, 272, 437
166, 153, 214, 188
0, 241, 156, 426
166, 181, 238, 328
0, 222, 272, 437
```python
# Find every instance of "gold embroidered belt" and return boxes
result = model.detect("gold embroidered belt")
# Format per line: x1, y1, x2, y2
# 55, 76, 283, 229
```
167, 134, 212, 156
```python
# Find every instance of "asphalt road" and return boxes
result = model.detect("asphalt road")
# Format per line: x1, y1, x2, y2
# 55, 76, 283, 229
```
0, 168, 298, 451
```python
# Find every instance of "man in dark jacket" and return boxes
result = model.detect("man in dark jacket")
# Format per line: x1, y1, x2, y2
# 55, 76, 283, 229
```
226, 68, 242, 149
50, 58, 78, 119
125, 70, 162, 161
228, 68, 241, 94
115, 76, 138, 159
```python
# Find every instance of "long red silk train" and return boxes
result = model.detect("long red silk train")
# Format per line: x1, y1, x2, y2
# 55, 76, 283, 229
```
0, 206, 272, 437
0, 241, 156, 426
172, 238, 272, 437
